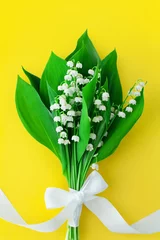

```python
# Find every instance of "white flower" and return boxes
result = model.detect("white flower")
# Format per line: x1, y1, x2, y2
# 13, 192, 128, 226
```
71, 135, 80, 142
61, 83, 69, 90
84, 78, 90, 84
70, 70, 78, 77
76, 62, 83, 68
59, 95, 66, 105
60, 114, 68, 125
90, 133, 96, 140
86, 143, 94, 151
67, 69, 72, 74
92, 116, 103, 123
111, 107, 115, 112
64, 88, 74, 96
67, 61, 74, 68
67, 110, 76, 116
58, 138, 65, 144
60, 131, 67, 138
79, 91, 83, 96
77, 78, 84, 85
102, 92, 110, 101
69, 87, 76, 93
98, 116, 103, 122
64, 75, 72, 81
99, 105, 106, 111
75, 111, 81, 116
98, 141, 103, 148
133, 91, 141, 97
56, 126, 63, 132
70, 81, 76, 87
75, 97, 82, 103
50, 103, 60, 111
135, 85, 143, 91
104, 131, 108, 137
94, 99, 102, 105
110, 112, 115, 120
61, 103, 72, 111
64, 139, 70, 145
66, 104, 72, 110
53, 116, 61, 122
91, 163, 99, 171
118, 111, 126, 118
58, 85, 63, 91
88, 69, 95, 75
129, 99, 136, 105
67, 116, 73, 122
125, 106, 133, 112
76, 73, 83, 78
67, 122, 74, 128
139, 81, 145, 87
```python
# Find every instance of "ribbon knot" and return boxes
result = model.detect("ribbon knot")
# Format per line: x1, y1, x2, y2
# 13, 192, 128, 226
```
72, 191, 85, 205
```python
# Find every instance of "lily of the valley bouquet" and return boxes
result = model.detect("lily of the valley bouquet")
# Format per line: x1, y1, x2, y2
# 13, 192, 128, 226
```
13, 31, 146, 239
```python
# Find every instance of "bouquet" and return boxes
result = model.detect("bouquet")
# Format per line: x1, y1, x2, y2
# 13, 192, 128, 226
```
15, 30, 145, 239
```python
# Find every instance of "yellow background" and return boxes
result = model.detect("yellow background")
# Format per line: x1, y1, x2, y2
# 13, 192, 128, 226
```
0, 0, 160, 239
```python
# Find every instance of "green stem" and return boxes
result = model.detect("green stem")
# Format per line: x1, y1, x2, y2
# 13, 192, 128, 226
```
66, 161, 82, 240
65, 146, 71, 186
80, 121, 106, 185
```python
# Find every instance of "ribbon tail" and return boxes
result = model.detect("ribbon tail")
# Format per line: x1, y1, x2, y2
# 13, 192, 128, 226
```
85, 196, 139, 234
0, 190, 77, 232
85, 196, 160, 234
132, 210, 160, 233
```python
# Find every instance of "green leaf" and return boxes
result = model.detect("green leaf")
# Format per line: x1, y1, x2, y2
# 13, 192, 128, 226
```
82, 67, 98, 111
101, 50, 122, 105
66, 30, 101, 75
22, 67, 40, 92
16, 76, 60, 158
96, 92, 144, 162
40, 52, 68, 107
103, 76, 109, 91
46, 82, 57, 104
77, 97, 90, 162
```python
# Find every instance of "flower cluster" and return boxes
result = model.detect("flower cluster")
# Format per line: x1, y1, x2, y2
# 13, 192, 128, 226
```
50, 60, 109, 150
50, 59, 146, 156
109, 80, 145, 121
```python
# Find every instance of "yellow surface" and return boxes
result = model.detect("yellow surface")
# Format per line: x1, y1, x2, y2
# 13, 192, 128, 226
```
0, 0, 160, 239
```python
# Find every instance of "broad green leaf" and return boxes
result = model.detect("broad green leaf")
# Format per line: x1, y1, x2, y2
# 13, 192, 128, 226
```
96, 92, 144, 162
102, 76, 109, 91
16, 76, 60, 158
46, 82, 57, 104
22, 67, 40, 92
66, 30, 101, 75
77, 97, 90, 162
82, 67, 98, 112
101, 50, 122, 105
40, 52, 68, 107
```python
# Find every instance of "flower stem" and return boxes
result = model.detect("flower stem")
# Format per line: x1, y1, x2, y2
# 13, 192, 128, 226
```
66, 226, 79, 240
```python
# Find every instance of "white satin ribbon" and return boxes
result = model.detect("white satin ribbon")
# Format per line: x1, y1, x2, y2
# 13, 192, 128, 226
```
0, 170, 160, 234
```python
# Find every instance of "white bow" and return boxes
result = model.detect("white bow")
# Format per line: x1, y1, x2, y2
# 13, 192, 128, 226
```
0, 170, 160, 234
